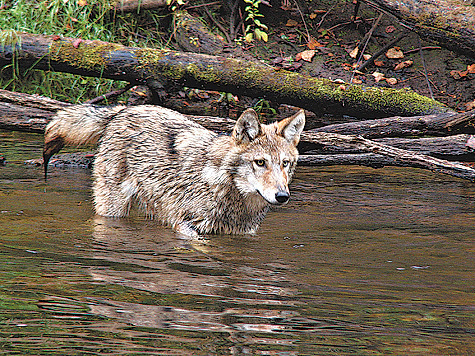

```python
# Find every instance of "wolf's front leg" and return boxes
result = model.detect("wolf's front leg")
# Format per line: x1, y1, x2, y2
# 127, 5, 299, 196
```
175, 221, 200, 238
93, 177, 134, 217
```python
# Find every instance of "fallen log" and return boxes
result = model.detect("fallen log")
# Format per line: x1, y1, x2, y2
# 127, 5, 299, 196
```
305, 134, 475, 161
362, 0, 475, 59
310, 111, 475, 139
0, 31, 452, 119
300, 131, 475, 182
1, 89, 474, 182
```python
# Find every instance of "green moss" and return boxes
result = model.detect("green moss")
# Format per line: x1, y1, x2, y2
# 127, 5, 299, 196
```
49, 40, 122, 71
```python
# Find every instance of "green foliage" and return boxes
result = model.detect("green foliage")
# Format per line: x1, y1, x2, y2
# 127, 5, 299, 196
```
242, 0, 268, 43
0, 0, 168, 103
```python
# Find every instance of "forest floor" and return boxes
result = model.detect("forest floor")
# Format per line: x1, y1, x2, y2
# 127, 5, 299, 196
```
178, 1, 474, 118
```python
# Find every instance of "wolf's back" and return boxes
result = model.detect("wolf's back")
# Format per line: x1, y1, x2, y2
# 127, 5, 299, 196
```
43, 104, 126, 178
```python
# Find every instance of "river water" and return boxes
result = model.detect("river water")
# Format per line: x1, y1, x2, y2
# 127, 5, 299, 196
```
1, 130, 474, 355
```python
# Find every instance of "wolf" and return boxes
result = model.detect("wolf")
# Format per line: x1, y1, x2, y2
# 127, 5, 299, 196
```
44, 104, 305, 236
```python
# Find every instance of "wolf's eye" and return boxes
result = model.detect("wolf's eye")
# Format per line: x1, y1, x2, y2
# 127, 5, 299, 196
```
282, 160, 290, 167
255, 159, 265, 167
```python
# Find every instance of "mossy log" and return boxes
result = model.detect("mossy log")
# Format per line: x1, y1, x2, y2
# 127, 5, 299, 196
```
0, 32, 452, 119
362, 0, 475, 59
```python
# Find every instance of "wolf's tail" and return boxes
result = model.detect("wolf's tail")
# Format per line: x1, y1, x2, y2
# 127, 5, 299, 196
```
43, 104, 126, 180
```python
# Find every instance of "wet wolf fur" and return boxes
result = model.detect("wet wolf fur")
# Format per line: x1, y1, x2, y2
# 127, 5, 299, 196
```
44, 105, 305, 235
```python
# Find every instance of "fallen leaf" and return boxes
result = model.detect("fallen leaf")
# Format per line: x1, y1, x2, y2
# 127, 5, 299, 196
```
362, 54, 371, 60
450, 69, 468, 80
72, 38, 83, 48
385, 25, 396, 33
374, 60, 385, 67
296, 49, 315, 62
307, 37, 322, 49
467, 64, 475, 74
77, 0, 87, 5
338, 84, 347, 91
309, 13, 317, 19
386, 47, 404, 59
372, 71, 385, 82
349, 47, 359, 59
394, 60, 413, 71
351, 78, 363, 84
286, 19, 299, 27
465, 99, 475, 110
386, 77, 398, 85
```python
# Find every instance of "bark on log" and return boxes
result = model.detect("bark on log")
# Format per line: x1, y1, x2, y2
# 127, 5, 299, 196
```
310, 111, 475, 139
0, 31, 452, 119
305, 134, 475, 160
362, 0, 475, 59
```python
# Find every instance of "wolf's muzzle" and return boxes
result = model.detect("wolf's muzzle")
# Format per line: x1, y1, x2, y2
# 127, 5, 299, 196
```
275, 191, 290, 204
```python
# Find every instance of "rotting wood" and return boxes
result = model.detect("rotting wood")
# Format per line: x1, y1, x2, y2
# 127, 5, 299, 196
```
0, 31, 452, 119
361, 0, 475, 59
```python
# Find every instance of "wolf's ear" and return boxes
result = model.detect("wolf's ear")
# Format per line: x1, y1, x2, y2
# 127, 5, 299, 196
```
232, 108, 261, 144
277, 109, 305, 146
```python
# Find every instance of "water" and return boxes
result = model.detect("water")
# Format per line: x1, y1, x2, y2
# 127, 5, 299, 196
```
1, 130, 474, 355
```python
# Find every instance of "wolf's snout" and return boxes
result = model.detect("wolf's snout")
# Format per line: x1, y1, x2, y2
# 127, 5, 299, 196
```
275, 191, 290, 204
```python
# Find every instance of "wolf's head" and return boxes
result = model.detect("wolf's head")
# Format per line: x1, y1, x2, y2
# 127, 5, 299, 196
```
231, 108, 305, 205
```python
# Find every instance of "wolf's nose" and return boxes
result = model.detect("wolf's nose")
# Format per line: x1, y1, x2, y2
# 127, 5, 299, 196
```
275, 191, 290, 204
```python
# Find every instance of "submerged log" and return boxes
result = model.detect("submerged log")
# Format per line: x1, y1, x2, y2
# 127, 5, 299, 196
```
0, 31, 452, 119
362, 0, 475, 59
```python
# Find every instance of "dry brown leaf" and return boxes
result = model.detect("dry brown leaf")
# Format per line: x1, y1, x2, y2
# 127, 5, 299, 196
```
362, 54, 371, 60
286, 19, 299, 27
349, 47, 359, 59
374, 60, 385, 67
386, 47, 404, 59
307, 37, 322, 49
385, 25, 396, 33
394, 60, 413, 71
467, 64, 475, 74
351, 78, 363, 84
450, 69, 468, 80
296, 49, 315, 62
372, 71, 385, 82
386, 77, 398, 85
465, 99, 475, 110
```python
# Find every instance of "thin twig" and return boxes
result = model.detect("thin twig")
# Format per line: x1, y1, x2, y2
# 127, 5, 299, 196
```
292, 0, 311, 42
203, 5, 231, 43
351, 12, 383, 82
84, 84, 134, 105
352, 0, 361, 21
186, 1, 220, 10
315, 3, 337, 30
404, 46, 441, 55
358, 33, 405, 72
418, 36, 434, 100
